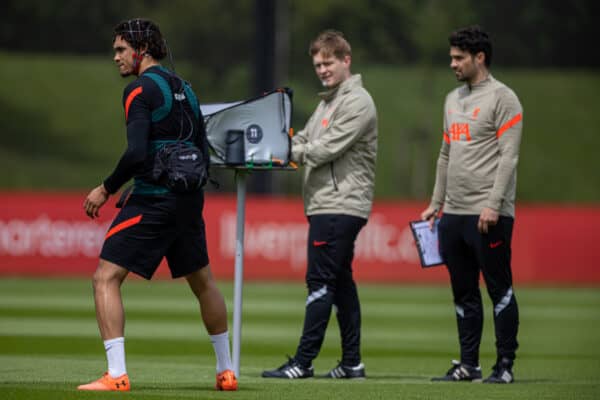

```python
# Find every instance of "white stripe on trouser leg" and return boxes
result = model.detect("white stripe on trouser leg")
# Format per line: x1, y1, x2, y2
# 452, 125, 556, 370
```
455, 304, 465, 318
494, 287, 513, 316
306, 285, 328, 306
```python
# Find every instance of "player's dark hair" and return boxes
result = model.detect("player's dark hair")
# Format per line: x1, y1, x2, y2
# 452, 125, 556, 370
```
113, 18, 168, 60
449, 25, 492, 67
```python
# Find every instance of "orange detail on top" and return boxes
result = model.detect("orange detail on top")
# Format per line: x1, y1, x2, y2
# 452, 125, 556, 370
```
472, 107, 481, 119
321, 118, 328, 127
449, 122, 471, 141
443, 131, 450, 144
105, 214, 142, 240
289, 127, 294, 137
125, 86, 143, 121
496, 113, 522, 138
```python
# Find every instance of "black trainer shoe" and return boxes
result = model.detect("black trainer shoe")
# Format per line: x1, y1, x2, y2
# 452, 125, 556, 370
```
483, 358, 514, 384
262, 356, 314, 379
324, 362, 366, 379
431, 360, 482, 382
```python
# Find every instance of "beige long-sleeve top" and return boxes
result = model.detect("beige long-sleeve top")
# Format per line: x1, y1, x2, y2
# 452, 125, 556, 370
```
292, 74, 378, 219
429, 75, 523, 217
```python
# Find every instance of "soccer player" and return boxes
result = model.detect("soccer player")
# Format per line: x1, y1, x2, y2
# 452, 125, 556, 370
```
421, 25, 523, 383
262, 30, 378, 379
78, 18, 237, 391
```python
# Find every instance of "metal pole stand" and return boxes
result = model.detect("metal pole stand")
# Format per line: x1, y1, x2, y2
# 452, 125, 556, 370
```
213, 164, 294, 377
231, 170, 246, 377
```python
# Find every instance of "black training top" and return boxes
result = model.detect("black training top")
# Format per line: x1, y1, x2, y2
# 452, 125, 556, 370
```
103, 65, 208, 195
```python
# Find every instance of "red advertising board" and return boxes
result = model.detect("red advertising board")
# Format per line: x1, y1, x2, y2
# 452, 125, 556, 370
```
1, 192, 599, 284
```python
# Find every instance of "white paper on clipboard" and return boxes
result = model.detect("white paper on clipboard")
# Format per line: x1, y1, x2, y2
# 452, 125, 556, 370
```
409, 219, 444, 268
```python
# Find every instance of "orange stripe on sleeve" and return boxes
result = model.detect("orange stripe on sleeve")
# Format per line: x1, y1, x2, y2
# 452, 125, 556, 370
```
125, 86, 143, 121
443, 131, 450, 144
105, 214, 142, 240
496, 113, 522, 138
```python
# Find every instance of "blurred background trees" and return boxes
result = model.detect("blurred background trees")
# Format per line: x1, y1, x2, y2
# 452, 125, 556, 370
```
3, 0, 597, 68
0, 0, 598, 200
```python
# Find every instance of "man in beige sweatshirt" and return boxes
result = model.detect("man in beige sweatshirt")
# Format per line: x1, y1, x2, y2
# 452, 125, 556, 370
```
263, 30, 377, 380
421, 26, 523, 384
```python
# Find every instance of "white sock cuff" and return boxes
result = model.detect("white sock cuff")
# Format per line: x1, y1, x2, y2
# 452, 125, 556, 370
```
209, 331, 229, 343
104, 337, 125, 349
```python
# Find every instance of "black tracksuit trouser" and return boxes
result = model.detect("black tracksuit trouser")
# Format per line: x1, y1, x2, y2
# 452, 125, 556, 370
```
438, 213, 519, 367
294, 214, 366, 367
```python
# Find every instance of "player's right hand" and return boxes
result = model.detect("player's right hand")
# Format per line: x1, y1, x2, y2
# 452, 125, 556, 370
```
83, 184, 109, 219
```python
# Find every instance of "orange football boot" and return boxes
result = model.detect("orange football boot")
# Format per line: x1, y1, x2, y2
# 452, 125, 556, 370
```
215, 369, 238, 391
77, 372, 130, 391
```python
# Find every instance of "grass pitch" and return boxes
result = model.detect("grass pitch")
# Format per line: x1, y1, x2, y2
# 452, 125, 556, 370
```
0, 277, 599, 399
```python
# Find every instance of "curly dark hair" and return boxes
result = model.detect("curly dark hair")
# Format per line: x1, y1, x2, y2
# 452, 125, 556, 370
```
449, 25, 492, 67
113, 18, 167, 60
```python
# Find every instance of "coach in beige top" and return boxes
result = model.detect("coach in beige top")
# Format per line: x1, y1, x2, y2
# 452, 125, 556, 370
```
430, 74, 522, 218
292, 73, 377, 219
263, 30, 377, 380
421, 26, 523, 384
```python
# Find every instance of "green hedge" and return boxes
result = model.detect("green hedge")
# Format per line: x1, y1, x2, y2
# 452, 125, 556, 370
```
1, 51, 598, 202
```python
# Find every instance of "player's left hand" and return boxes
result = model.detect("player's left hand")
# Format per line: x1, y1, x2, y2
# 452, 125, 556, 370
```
84, 184, 109, 219
478, 207, 499, 234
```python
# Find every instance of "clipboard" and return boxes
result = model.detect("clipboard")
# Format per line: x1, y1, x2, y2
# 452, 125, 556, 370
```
409, 219, 444, 268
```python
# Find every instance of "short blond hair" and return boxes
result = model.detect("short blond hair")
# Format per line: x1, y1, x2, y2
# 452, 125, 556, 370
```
309, 30, 351, 60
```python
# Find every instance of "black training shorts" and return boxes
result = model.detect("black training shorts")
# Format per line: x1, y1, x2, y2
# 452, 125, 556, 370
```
100, 192, 209, 279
